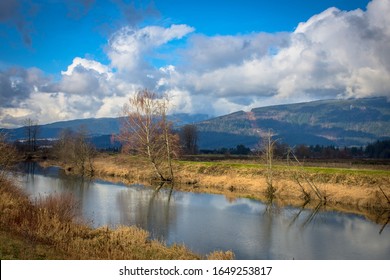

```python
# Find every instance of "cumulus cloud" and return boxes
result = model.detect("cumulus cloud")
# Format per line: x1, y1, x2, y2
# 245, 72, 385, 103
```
0, 67, 51, 108
107, 24, 195, 72
0, 59, 111, 127
61, 57, 112, 76
159, 0, 390, 115
0, 66, 60, 127
1, 0, 390, 127
181, 32, 289, 72
60, 57, 113, 96
1, 54, 146, 127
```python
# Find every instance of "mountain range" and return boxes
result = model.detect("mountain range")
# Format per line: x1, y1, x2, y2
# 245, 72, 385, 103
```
1, 113, 210, 141
196, 97, 390, 148
2, 97, 389, 149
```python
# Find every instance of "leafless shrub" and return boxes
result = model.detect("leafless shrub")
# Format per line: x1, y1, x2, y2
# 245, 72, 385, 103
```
0, 132, 21, 180
34, 192, 80, 223
53, 128, 96, 176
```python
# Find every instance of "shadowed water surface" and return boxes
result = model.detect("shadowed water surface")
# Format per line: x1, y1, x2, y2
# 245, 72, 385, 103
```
16, 163, 390, 259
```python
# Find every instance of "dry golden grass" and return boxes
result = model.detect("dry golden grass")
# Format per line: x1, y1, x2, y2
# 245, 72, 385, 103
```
39, 153, 390, 224
93, 154, 157, 182
174, 161, 390, 208
0, 178, 233, 260
54, 153, 390, 210
207, 250, 235, 260
0, 230, 68, 260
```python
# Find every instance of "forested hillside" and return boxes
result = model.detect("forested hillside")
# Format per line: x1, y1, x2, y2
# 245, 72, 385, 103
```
2, 97, 389, 149
197, 97, 390, 148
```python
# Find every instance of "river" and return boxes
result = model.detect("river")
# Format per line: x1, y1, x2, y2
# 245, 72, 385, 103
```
15, 163, 390, 259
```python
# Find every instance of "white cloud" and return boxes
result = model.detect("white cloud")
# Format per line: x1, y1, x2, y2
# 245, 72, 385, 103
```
95, 95, 130, 118
181, 32, 289, 72
2, 0, 390, 127
164, 0, 390, 115
367, 0, 390, 36
59, 57, 113, 96
107, 24, 194, 72
61, 57, 112, 76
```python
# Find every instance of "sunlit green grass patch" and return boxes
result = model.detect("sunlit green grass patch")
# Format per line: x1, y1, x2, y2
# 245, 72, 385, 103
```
300, 165, 390, 176
178, 159, 390, 176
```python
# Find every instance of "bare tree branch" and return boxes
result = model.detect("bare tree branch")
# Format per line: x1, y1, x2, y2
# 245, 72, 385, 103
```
118, 89, 179, 182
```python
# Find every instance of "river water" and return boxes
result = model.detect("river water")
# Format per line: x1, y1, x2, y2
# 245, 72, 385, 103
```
15, 163, 390, 259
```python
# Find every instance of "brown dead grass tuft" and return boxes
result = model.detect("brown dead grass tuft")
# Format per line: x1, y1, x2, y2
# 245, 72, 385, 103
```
207, 250, 235, 260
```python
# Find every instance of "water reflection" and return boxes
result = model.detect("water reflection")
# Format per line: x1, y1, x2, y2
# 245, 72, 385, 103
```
380, 217, 389, 234
115, 185, 177, 240
16, 163, 390, 260
288, 201, 326, 229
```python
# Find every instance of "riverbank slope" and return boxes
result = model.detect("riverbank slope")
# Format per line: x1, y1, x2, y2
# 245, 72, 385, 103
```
81, 154, 390, 221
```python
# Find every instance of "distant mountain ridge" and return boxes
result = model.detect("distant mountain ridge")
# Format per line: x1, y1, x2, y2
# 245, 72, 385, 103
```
1, 114, 210, 141
197, 97, 390, 148
1, 97, 389, 149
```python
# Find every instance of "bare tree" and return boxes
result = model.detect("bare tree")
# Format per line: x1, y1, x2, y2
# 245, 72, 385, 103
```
0, 132, 20, 181
118, 89, 178, 182
259, 130, 277, 198
54, 128, 73, 164
73, 127, 96, 176
23, 118, 39, 153
180, 124, 198, 155
159, 96, 179, 181
31, 121, 39, 152
24, 118, 32, 152
54, 127, 96, 176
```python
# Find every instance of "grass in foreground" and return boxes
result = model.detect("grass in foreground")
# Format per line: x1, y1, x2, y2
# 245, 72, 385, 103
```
0, 178, 233, 260
0, 230, 68, 260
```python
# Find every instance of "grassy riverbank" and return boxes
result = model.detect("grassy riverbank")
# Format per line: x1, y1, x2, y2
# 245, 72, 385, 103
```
0, 178, 233, 260
5, 154, 388, 259
82, 153, 390, 223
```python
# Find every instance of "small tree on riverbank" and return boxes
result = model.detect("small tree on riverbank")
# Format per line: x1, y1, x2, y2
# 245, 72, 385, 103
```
23, 118, 39, 153
117, 89, 179, 182
0, 132, 20, 181
180, 124, 198, 155
260, 130, 277, 199
54, 128, 96, 176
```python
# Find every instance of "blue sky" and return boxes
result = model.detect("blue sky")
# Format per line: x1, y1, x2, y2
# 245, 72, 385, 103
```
1, 0, 389, 127
0, 0, 371, 73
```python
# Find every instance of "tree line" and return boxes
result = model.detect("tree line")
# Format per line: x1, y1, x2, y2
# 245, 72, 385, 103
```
200, 140, 390, 159
284, 141, 390, 159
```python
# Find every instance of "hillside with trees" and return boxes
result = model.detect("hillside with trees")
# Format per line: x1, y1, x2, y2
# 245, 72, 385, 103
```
2, 97, 389, 151
197, 97, 390, 148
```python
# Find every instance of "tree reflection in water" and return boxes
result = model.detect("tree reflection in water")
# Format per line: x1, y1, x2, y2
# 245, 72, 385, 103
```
116, 182, 177, 241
